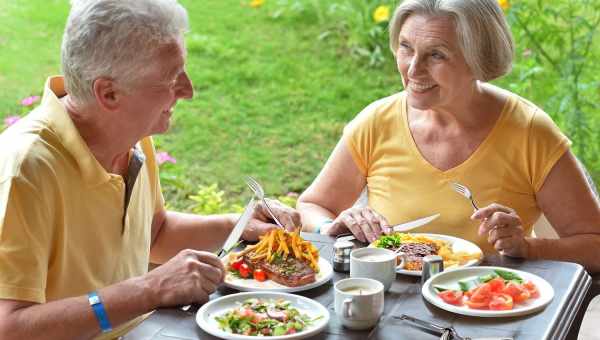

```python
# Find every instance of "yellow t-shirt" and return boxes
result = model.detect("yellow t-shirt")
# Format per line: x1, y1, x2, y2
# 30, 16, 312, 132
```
0, 76, 164, 339
345, 89, 571, 254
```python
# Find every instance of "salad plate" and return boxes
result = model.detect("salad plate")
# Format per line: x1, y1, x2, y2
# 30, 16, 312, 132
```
371, 233, 483, 276
223, 256, 333, 293
422, 266, 554, 317
196, 291, 330, 339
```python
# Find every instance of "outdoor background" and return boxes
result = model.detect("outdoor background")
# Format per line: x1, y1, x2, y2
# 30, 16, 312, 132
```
1, 0, 598, 213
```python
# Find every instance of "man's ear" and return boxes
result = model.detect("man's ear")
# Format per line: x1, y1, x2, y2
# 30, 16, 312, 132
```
92, 77, 121, 111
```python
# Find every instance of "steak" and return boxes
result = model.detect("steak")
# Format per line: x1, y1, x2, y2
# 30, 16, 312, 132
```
397, 242, 439, 271
243, 252, 316, 287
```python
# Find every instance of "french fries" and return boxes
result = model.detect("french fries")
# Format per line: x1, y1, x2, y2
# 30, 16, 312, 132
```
235, 229, 320, 272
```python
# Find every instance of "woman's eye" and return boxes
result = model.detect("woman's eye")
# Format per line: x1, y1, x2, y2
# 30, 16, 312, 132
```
431, 52, 445, 60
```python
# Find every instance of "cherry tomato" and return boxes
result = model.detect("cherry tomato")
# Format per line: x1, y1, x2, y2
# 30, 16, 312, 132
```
523, 281, 540, 299
438, 290, 463, 305
239, 263, 251, 278
489, 293, 514, 310
231, 258, 244, 271
253, 268, 267, 282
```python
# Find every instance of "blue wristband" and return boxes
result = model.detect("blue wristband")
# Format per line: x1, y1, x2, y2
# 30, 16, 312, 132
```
315, 219, 334, 234
88, 291, 112, 333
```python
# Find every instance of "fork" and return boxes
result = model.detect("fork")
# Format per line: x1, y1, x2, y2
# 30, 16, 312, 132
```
451, 182, 479, 211
245, 176, 285, 229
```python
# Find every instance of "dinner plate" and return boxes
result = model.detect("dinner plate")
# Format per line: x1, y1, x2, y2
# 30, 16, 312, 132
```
371, 233, 483, 276
422, 266, 554, 317
196, 291, 330, 340
222, 256, 333, 292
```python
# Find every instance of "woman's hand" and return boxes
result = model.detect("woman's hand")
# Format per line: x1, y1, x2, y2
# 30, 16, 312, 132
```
323, 206, 390, 243
243, 198, 301, 241
471, 203, 529, 257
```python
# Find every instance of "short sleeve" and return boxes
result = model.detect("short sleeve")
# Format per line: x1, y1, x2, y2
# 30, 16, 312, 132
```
343, 101, 383, 177
0, 176, 51, 303
528, 109, 572, 192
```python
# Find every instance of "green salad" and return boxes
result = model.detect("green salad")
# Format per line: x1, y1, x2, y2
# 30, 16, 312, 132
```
215, 298, 321, 336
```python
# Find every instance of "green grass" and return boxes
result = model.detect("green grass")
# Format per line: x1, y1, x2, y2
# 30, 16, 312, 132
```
0, 0, 400, 210
1, 0, 598, 211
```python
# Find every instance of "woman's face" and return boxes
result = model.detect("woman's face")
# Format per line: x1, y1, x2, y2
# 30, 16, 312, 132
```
396, 14, 475, 111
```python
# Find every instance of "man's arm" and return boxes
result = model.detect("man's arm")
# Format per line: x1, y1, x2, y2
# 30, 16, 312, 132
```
0, 248, 224, 340
0, 276, 153, 340
149, 210, 238, 264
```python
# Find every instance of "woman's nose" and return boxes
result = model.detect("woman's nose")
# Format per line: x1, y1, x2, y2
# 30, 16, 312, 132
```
407, 56, 423, 77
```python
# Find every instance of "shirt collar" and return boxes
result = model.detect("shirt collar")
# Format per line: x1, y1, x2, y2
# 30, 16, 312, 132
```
41, 76, 114, 187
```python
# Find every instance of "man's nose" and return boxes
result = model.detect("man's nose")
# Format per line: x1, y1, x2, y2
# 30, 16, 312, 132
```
176, 72, 194, 99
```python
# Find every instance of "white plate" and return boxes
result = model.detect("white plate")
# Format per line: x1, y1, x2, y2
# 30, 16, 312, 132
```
223, 256, 333, 293
422, 266, 554, 317
196, 291, 330, 340
372, 233, 483, 276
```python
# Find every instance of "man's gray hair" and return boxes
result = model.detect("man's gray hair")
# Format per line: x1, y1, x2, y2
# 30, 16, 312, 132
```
389, 0, 514, 81
62, 0, 189, 104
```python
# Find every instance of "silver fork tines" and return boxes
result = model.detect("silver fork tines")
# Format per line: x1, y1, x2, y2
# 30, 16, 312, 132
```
245, 176, 285, 229
451, 182, 479, 211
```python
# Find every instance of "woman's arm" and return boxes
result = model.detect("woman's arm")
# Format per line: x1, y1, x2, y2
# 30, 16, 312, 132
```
532, 150, 600, 272
298, 139, 390, 244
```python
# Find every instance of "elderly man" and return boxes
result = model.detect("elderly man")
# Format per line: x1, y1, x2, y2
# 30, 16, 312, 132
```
0, 1, 299, 339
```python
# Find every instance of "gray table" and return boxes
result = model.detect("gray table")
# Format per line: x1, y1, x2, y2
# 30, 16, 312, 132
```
124, 233, 592, 340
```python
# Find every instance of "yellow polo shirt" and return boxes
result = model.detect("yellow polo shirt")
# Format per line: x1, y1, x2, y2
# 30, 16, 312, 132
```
345, 88, 571, 254
0, 76, 164, 338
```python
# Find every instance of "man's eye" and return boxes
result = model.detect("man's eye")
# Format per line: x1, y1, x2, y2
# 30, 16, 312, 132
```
431, 52, 445, 60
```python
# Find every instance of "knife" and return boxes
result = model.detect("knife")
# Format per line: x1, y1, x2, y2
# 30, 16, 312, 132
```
336, 213, 440, 243
217, 197, 257, 258
391, 213, 440, 232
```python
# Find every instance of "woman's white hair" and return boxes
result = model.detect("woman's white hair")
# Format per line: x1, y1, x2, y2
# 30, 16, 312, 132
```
389, 0, 514, 81
62, 0, 189, 104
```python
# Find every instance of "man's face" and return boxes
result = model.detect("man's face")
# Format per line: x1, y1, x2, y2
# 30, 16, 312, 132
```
119, 38, 194, 138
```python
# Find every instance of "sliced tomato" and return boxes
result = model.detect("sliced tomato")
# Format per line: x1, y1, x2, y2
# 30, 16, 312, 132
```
489, 293, 514, 310
487, 277, 506, 293
253, 268, 267, 282
231, 258, 244, 271
465, 298, 490, 309
470, 283, 493, 303
239, 263, 251, 278
438, 290, 463, 305
503, 282, 530, 303
523, 281, 540, 299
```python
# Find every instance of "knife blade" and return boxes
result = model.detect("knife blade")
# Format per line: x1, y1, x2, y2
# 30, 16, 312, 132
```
217, 197, 257, 258
391, 213, 440, 232
336, 213, 441, 243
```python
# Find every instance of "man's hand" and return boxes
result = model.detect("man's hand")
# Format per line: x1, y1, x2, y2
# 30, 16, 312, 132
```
472, 203, 529, 257
322, 206, 390, 243
144, 249, 225, 307
242, 198, 301, 241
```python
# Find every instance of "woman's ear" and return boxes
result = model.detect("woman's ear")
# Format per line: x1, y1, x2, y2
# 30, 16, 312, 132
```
92, 77, 121, 111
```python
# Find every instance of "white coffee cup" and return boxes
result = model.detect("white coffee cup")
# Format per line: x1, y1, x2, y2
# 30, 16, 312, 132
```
334, 277, 384, 330
350, 247, 404, 291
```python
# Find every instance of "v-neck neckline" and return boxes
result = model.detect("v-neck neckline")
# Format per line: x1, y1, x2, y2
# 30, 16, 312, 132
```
400, 93, 514, 175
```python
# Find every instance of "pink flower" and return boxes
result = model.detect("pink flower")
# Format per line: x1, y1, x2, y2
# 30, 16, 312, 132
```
156, 151, 177, 165
4, 115, 21, 127
20, 95, 40, 106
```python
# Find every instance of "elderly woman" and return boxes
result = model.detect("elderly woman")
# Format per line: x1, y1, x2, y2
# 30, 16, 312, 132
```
298, 0, 600, 272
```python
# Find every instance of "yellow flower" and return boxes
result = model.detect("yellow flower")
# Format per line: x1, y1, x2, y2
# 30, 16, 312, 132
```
373, 5, 391, 24
498, 0, 510, 10
250, 0, 264, 8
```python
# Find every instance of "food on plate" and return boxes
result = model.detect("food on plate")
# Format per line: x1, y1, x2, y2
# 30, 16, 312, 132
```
434, 269, 540, 310
374, 233, 481, 270
215, 298, 322, 336
227, 229, 320, 287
